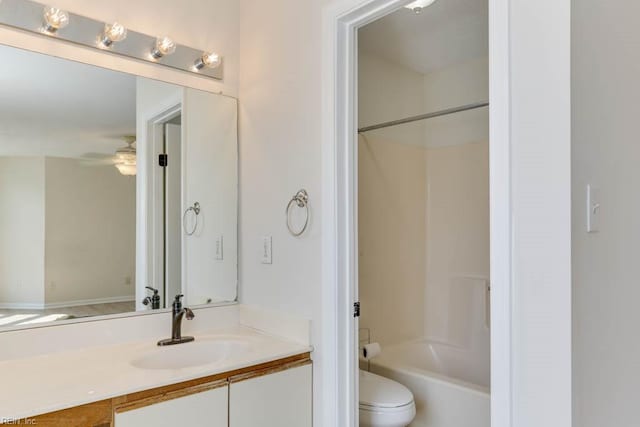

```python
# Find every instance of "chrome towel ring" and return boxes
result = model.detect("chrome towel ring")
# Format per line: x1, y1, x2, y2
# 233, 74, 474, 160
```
183, 202, 201, 236
286, 189, 309, 237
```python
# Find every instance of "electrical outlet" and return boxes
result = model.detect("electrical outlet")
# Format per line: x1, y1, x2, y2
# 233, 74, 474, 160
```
261, 236, 272, 264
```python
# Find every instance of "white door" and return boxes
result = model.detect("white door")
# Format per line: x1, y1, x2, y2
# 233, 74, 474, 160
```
229, 365, 312, 427
164, 122, 182, 302
115, 386, 227, 427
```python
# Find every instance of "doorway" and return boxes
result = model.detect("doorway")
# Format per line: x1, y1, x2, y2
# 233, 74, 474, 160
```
320, 0, 519, 425
322, 0, 573, 425
356, 2, 489, 425
140, 104, 184, 310
162, 119, 183, 306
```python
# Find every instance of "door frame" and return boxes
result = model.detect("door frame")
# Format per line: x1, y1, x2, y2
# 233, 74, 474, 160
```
321, 0, 513, 425
136, 99, 183, 310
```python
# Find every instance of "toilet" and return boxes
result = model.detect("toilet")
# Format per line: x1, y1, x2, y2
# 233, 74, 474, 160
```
359, 370, 416, 427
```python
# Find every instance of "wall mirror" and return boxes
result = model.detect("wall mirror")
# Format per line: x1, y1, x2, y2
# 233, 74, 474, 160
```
0, 43, 238, 330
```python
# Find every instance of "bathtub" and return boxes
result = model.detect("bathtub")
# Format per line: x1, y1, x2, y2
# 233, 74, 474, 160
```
368, 339, 490, 427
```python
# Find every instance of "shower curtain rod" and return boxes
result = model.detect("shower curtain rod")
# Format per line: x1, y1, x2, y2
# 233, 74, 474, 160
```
357, 101, 490, 133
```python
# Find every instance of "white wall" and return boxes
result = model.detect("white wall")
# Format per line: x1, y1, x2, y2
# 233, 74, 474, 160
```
238, 0, 323, 318
0, 157, 45, 307
424, 143, 489, 353
509, 1, 572, 425
358, 52, 427, 144
0, 157, 135, 308
238, 2, 325, 423
44, 158, 136, 305
136, 79, 238, 308
422, 58, 489, 363
423, 58, 489, 148
572, 1, 640, 426
357, 52, 427, 346
358, 50, 490, 376
183, 89, 238, 304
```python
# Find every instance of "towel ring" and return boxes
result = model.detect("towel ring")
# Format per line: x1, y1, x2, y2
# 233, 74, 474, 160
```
183, 202, 201, 236
286, 189, 309, 237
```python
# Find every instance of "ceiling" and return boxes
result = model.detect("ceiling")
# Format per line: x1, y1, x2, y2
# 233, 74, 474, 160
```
358, 0, 488, 74
0, 44, 136, 159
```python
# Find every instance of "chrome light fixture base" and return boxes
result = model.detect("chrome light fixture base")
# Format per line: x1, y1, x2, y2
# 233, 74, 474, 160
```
0, 0, 223, 80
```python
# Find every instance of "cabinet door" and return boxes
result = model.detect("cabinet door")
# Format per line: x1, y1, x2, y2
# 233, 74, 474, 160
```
230, 364, 312, 427
115, 385, 227, 427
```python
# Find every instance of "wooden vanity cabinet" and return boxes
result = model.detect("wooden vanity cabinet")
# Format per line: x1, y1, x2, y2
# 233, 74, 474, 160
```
27, 353, 311, 427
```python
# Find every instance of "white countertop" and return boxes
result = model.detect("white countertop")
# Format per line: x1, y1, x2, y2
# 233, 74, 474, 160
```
0, 325, 311, 421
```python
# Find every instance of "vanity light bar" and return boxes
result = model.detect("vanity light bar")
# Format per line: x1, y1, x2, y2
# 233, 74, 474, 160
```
0, 0, 223, 80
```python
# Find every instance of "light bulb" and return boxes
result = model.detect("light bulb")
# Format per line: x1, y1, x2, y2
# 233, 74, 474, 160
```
404, 0, 437, 13
151, 36, 176, 59
100, 22, 127, 48
194, 52, 221, 70
42, 7, 69, 34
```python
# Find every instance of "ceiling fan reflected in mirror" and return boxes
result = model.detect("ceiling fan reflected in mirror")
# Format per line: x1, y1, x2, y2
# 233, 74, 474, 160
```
404, 0, 437, 14
114, 136, 137, 176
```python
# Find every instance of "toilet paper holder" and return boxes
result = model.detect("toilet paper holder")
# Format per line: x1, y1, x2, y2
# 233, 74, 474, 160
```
359, 328, 372, 371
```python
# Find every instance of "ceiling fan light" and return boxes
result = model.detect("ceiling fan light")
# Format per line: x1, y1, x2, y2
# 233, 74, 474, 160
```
115, 163, 136, 176
404, 0, 437, 13
114, 137, 136, 176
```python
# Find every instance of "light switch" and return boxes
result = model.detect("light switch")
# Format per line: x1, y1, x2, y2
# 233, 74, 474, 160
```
261, 236, 273, 264
215, 235, 223, 260
587, 184, 601, 233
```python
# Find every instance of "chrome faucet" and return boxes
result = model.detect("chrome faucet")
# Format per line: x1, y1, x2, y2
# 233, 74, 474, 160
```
158, 294, 195, 346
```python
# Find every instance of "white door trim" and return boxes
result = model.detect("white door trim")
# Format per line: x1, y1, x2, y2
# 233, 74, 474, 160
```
136, 98, 182, 310
321, 0, 512, 425
488, 1, 513, 425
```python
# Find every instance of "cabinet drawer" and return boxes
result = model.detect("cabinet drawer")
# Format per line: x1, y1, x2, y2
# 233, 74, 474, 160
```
114, 383, 227, 427
229, 364, 312, 427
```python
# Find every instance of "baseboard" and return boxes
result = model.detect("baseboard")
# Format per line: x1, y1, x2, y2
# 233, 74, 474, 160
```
44, 296, 135, 309
0, 302, 45, 310
0, 296, 135, 310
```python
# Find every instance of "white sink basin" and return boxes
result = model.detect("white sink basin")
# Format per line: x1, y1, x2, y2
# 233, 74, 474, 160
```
131, 338, 252, 370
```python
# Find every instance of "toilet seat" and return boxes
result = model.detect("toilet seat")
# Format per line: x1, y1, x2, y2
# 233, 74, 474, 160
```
359, 370, 416, 427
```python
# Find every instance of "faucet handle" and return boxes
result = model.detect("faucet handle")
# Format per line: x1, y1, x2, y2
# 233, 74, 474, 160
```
173, 294, 184, 308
